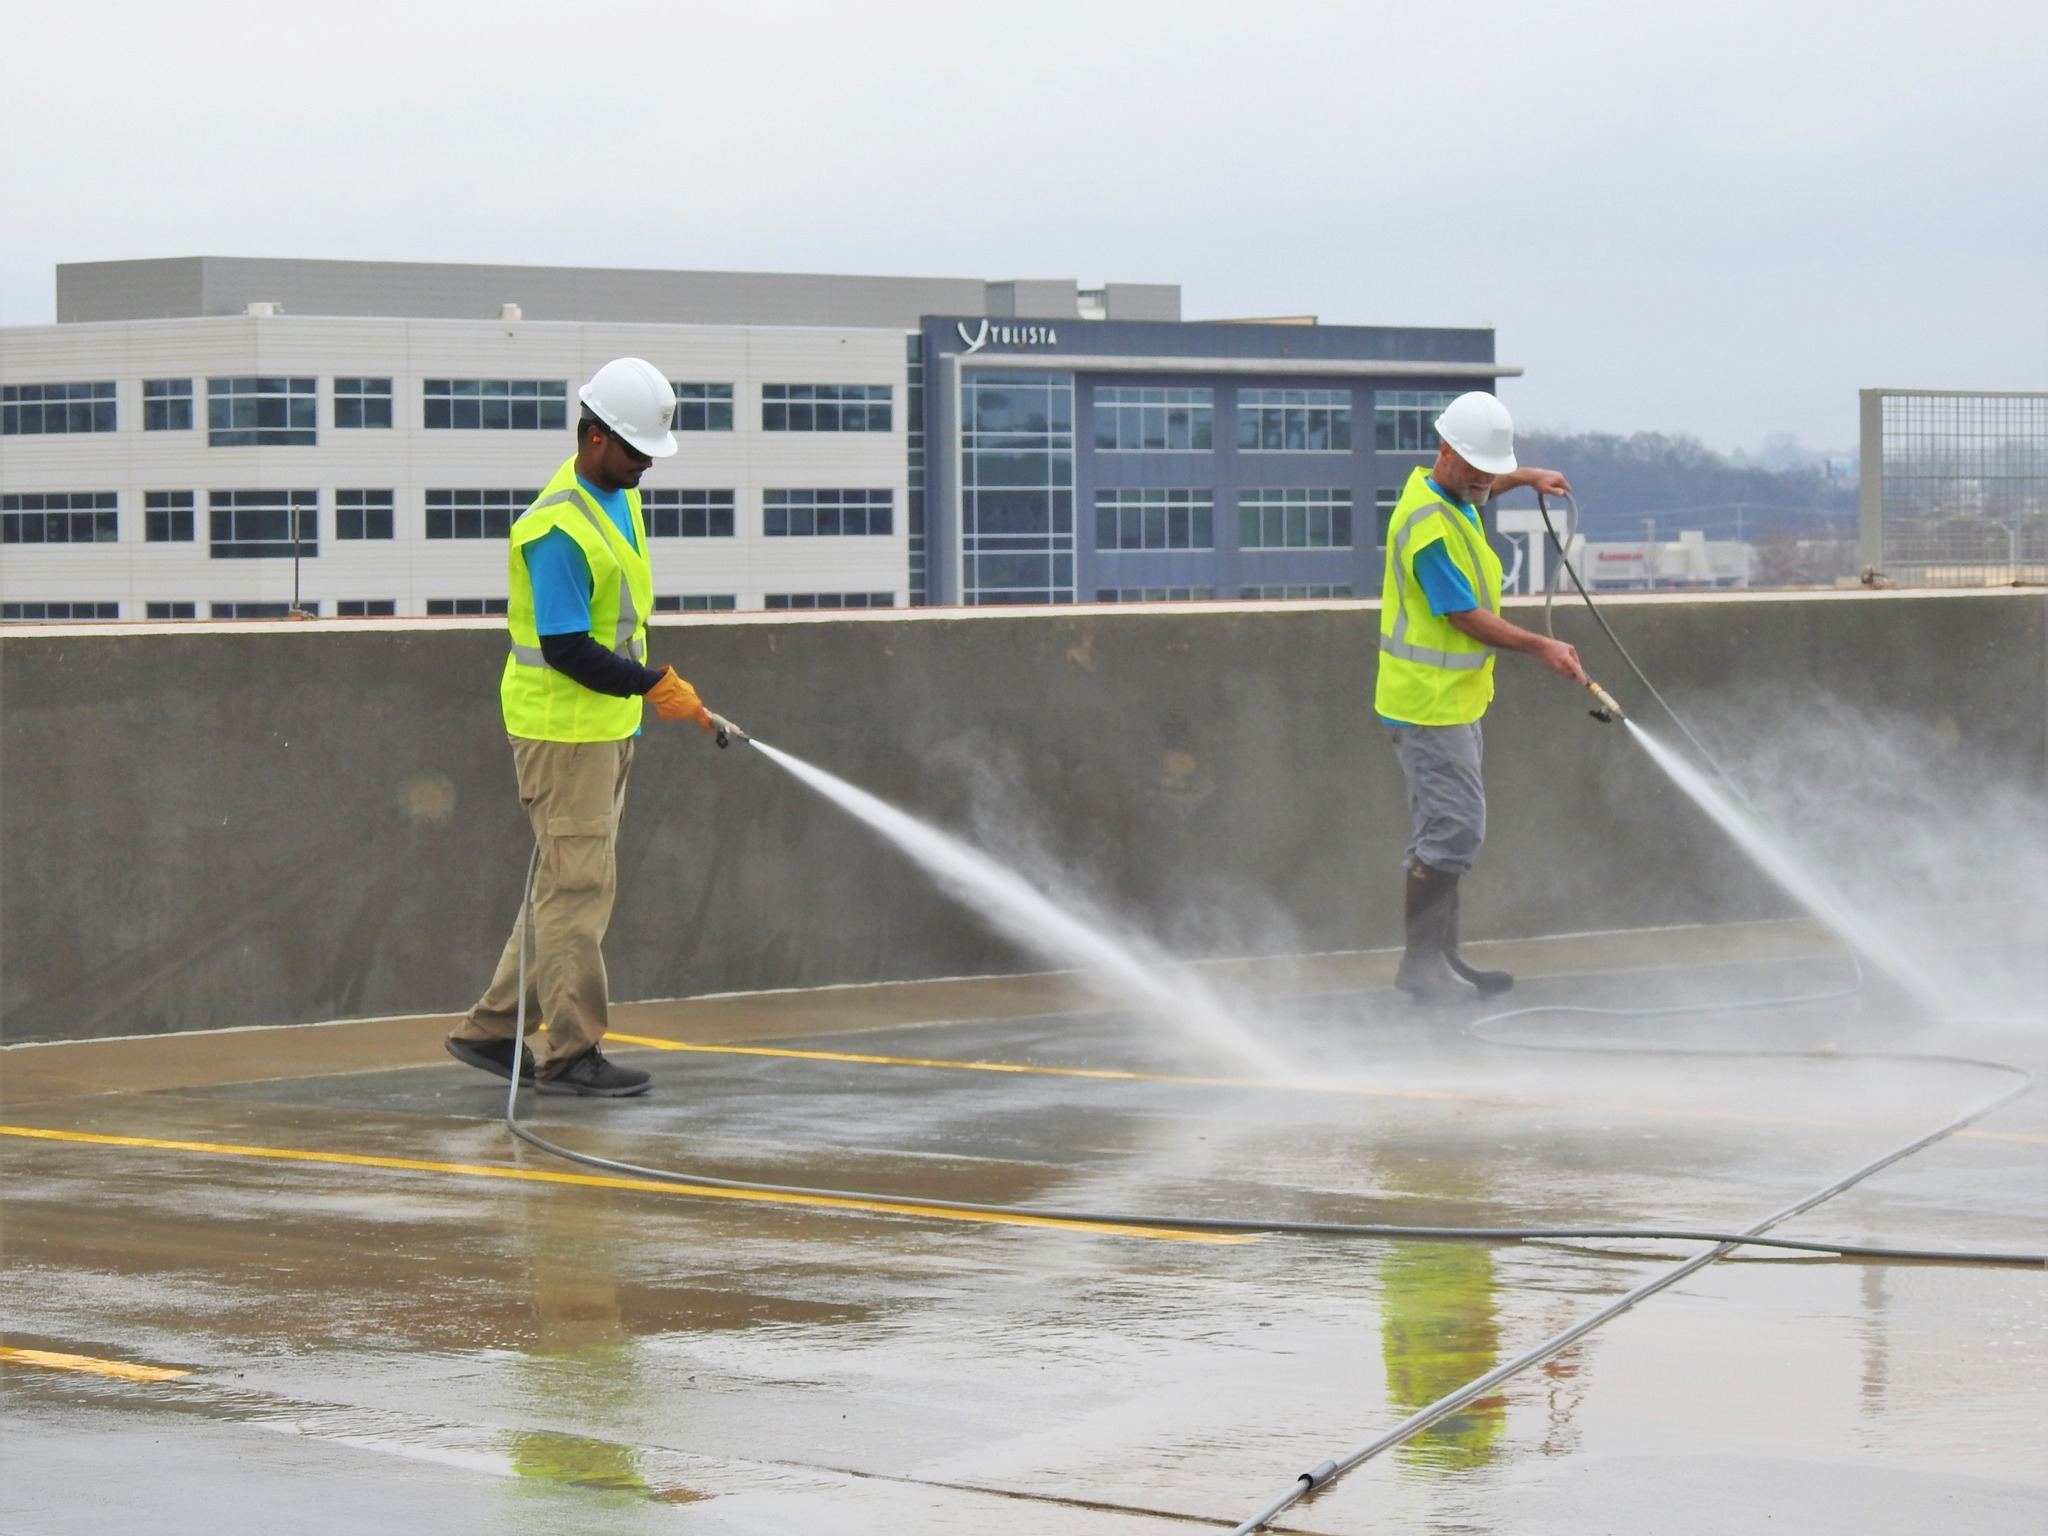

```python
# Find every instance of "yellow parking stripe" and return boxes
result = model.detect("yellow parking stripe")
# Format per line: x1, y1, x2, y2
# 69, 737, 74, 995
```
0, 1124, 1247, 1245
0, 1345, 188, 1383
605, 1033, 1473, 1101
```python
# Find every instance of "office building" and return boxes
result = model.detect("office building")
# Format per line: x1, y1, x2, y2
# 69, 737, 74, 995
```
1, 257, 1515, 619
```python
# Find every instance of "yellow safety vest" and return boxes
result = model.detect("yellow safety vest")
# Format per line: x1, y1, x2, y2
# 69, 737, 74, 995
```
1374, 466, 1504, 727
499, 457, 654, 742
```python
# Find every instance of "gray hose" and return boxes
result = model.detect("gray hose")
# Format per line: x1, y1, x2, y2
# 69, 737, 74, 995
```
498, 804, 2040, 1536
1224, 1041, 2034, 1533
500, 910, 2040, 1267
1538, 490, 1746, 787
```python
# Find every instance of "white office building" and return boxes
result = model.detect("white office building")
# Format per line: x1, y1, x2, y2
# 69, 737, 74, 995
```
0, 258, 1165, 620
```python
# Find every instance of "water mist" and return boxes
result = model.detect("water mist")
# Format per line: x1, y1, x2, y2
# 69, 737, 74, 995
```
1623, 720, 1950, 1015
750, 740, 1292, 1078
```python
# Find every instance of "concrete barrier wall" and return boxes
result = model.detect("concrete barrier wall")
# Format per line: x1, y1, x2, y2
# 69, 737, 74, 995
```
5, 590, 2043, 1043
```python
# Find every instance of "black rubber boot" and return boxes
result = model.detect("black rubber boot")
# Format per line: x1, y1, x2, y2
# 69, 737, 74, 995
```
1394, 862, 1471, 1003
446, 1036, 536, 1082
1445, 882, 1514, 997
536, 1044, 652, 1098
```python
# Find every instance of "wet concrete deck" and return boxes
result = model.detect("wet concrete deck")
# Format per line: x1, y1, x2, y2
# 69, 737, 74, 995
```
4, 924, 2045, 1534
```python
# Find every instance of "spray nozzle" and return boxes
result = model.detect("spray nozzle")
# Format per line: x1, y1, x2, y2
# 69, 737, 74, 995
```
708, 712, 750, 749
1586, 681, 1625, 724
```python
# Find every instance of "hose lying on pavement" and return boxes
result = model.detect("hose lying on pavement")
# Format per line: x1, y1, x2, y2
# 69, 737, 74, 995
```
500, 839, 2041, 1268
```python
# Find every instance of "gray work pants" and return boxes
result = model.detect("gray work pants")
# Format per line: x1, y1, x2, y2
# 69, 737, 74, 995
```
451, 736, 635, 1074
1386, 721, 1486, 876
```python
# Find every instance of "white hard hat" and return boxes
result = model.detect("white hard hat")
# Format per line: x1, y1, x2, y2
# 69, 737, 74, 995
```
578, 357, 678, 458
1432, 391, 1517, 476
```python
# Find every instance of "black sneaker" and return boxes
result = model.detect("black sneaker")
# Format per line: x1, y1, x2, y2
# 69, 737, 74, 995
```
536, 1045, 651, 1098
446, 1037, 536, 1082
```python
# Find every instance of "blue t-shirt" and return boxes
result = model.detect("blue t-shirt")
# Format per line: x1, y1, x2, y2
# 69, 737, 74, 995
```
1412, 479, 1481, 617
1382, 480, 1484, 726
525, 477, 640, 636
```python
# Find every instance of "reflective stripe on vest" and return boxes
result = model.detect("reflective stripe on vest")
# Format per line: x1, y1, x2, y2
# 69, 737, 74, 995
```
1378, 496, 1497, 671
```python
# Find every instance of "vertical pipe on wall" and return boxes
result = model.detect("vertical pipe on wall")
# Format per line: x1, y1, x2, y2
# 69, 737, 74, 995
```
1858, 388, 1885, 573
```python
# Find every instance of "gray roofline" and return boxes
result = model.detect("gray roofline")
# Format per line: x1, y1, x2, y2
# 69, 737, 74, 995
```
55, 256, 1179, 328
954, 355, 1522, 377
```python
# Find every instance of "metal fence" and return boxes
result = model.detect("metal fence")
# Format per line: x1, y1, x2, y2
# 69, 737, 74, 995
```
1860, 390, 2048, 585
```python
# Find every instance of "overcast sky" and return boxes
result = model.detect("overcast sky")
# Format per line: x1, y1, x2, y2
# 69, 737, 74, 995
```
4, 0, 2043, 451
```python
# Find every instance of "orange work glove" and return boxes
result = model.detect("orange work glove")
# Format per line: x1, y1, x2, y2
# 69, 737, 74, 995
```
646, 666, 713, 729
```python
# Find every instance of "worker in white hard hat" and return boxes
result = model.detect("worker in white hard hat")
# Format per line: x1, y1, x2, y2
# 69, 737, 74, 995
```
447, 357, 735, 1096
1375, 390, 1586, 1002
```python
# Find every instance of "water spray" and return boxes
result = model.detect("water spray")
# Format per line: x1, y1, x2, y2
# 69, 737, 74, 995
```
499, 749, 2037, 1270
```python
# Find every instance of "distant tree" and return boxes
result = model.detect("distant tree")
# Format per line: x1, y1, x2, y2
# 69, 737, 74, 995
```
1506, 431, 1857, 543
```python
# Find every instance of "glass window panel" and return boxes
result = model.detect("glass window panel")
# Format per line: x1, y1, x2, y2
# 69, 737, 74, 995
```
421, 380, 566, 429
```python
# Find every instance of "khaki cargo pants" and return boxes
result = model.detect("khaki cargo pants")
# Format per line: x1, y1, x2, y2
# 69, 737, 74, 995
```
450, 736, 635, 1076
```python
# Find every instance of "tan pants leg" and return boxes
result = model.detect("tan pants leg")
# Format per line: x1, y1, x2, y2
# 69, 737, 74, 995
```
451, 736, 635, 1076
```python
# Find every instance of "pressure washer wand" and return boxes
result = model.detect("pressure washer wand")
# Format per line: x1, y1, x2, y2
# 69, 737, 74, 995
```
1586, 681, 1625, 724
708, 712, 750, 749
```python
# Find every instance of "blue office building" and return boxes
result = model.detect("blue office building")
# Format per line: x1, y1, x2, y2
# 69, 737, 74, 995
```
911, 316, 1516, 606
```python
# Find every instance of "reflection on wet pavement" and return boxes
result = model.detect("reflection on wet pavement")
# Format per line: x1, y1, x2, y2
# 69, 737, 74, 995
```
3, 938, 2044, 1533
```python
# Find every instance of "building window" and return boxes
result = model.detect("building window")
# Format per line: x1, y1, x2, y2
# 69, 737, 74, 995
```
1094, 387, 1213, 451
762, 384, 891, 432
2, 601, 118, 620
208, 377, 316, 446
906, 336, 927, 605
211, 601, 309, 619
1238, 388, 1352, 452
763, 489, 893, 537
1095, 587, 1214, 603
422, 380, 567, 430
1374, 390, 1462, 453
642, 489, 735, 538
336, 600, 397, 617
209, 490, 317, 559
1, 382, 116, 435
424, 489, 535, 539
143, 379, 195, 431
426, 598, 508, 616
334, 378, 394, 429
654, 594, 738, 612
145, 491, 196, 542
1095, 488, 1213, 551
961, 371, 1075, 605
146, 602, 198, 620
1240, 584, 1353, 600
2, 492, 119, 544
671, 383, 734, 432
764, 592, 895, 610
1239, 487, 1353, 549
336, 490, 396, 540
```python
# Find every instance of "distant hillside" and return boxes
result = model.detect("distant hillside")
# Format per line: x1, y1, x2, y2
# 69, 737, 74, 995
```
1504, 431, 1857, 543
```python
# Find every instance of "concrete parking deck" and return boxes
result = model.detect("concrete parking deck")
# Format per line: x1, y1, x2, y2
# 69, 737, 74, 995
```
4, 925, 2043, 1534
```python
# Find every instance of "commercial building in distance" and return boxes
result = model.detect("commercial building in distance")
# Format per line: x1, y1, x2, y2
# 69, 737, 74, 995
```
0, 256, 1516, 620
